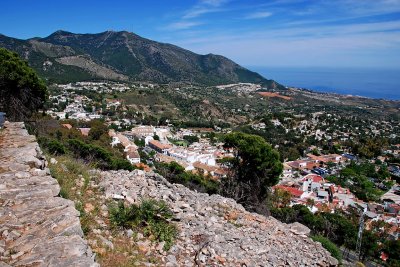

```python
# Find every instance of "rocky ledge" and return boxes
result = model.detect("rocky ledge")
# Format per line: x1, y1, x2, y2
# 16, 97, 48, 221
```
99, 170, 339, 266
0, 122, 97, 266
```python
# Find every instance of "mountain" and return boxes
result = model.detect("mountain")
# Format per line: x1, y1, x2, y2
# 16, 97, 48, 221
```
0, 30, 281, 87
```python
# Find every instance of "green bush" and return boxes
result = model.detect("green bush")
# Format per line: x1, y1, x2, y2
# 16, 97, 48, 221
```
109, 199, 177, 250
47, 140, 66, 155
111, 158, 134, 171
311, 235, 342, 263
155, 161, 219, 194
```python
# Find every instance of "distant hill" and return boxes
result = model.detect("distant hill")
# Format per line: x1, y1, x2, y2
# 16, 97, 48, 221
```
0, 30, 282, 88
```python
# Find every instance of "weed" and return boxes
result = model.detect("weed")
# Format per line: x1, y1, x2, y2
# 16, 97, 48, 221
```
109, 199, 178, 250
311, 235, 342, 263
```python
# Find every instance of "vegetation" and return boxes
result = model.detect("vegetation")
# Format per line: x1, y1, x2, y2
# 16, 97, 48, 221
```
48, 156, 97, 234
311, 235, 342, 263
29, 116, 134, 171
326, 161, 388, 201
155, 161, 219, 194
109, 199, 178, 250
270, 204, 400, 265
0, 47, 47, 121
47, 154, 161, 266
220, 132, 283, 214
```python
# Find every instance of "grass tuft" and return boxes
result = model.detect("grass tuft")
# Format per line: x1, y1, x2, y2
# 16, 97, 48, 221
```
109, 199, 178, 251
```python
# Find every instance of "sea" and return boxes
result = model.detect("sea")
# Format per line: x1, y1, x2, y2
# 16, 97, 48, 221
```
250, 66, 400, 101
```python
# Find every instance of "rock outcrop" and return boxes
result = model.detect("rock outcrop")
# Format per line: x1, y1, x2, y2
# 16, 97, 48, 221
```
99, 170, 339, 266
0, 122, 97, 266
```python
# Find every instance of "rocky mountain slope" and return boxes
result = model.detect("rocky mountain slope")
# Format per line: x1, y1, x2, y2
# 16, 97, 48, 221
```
0, 31, 280, 87
98, 170, 338, 266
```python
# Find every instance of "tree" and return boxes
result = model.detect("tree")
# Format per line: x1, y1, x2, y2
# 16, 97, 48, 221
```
88, 120, 107, 140
183, 135, 199, 144
220, 132, 283, 214
0, 48, 47, 121
383, 239, 400, 266
269, 188, 291, 208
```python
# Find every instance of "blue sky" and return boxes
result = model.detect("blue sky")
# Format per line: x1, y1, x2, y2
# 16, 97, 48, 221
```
1, 0, 400, 68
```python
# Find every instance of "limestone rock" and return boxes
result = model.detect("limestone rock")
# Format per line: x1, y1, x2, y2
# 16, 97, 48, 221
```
0, 122, 98, 267
289, 222, 311, 236
98, 169, 339, 266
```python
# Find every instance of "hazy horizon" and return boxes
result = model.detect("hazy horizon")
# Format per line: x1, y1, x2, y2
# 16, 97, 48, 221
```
251, 65, 400, 100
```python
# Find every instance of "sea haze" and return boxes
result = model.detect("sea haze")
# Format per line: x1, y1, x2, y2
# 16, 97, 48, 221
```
251, 66, 400, 100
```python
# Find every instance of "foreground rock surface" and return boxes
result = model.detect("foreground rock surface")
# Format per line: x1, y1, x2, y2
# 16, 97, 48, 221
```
0, 122, 97, 266
99, 170, 339, 267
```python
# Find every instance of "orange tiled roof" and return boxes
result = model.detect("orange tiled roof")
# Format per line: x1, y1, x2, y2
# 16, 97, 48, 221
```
274, 185, 303, 198
149, 140, 171, 150
62, 123, 72, 129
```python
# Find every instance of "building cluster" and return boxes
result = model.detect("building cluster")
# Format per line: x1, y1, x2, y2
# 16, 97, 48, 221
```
216, 83, 261, 93
116, 126, 231, 179
47, 89, 103, 121
275, 153, 400, 240
46, 82, 158, 122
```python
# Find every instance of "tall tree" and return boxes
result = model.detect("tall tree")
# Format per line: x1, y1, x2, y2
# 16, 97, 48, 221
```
0, 48, 47, 121
221, 132, 283, 214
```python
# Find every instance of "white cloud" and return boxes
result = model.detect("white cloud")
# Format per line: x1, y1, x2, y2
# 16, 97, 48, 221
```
200, 0, 228, 7
166, 21, 203, 30
183, 0, 229, 19
245, 11, 273, 19
172, 20, 400, 68
158, 0, 400, 68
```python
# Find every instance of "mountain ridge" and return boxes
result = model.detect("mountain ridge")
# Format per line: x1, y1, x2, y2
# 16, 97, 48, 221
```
0, 30, 282, 88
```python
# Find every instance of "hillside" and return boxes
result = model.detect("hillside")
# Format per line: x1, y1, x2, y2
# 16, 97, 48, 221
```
0, 122, 338, 266
0, 31, 280, 87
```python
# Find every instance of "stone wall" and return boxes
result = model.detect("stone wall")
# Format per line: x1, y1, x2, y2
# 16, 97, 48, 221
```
0, 122, 97, 266
99, 169, 339, 266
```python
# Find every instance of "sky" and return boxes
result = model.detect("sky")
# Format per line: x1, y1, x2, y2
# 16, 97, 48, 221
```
1, 0, 400, 69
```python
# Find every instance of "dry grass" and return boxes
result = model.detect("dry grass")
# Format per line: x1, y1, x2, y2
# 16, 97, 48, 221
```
48, 155, 161, 266
96, 236, 152, 267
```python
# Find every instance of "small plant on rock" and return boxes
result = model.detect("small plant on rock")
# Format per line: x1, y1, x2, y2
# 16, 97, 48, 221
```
311, 235, 342, 263
109, 199, 177, 251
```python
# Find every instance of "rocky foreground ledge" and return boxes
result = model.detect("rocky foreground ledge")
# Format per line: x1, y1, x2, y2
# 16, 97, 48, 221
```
99, 169, 339, 266
0, 122, 338, 266
0, 122, 97, 266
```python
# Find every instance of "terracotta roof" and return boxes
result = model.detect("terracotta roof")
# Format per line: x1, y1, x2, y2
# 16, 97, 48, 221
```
117, 134, 133, 148
108, 129, 117, 137
78, 128, 90, 136
303, 174, 324, 183
308, 154, 342, 163
286, 160, 318, 170
192, 161, 218, 173
380, 252, 389, 261
61, 124, 72, 129
127, 149, 140, 159
149, 140, 171, 150
274, 185, 303, 198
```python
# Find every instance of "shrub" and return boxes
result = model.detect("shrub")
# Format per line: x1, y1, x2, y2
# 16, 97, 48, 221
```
111, 158, 134, 171
47, 140, 66, 155
109, 199, 177, 250
311, 235, 342, 263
